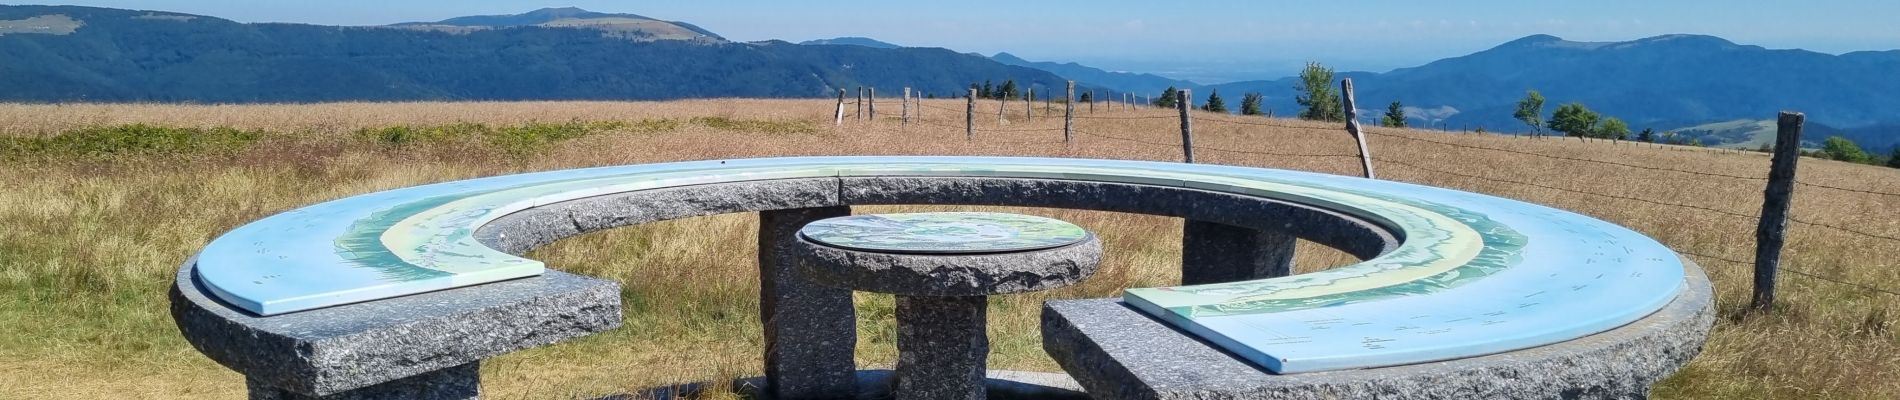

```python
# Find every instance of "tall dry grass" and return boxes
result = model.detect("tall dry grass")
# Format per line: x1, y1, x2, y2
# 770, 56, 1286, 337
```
0, 99, 1895, 399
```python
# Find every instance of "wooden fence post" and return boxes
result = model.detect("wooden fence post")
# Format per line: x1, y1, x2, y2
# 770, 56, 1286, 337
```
1342, 79, 1376, 179
902, 87, 912, 127
856, 87, 864, 122
834, 89, 846, 127
1752, 111, 1804, 312
1026, 88, 1034, 121
997, 92, 1009, 125
966, 89, 977, 141
1177, 89, 1195, 163
868, 88, 877, 121
1064, 81, 1076, 144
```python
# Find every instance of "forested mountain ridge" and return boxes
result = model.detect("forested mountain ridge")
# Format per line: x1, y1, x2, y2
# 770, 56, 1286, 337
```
0, 6, 1071, 103
1207, 34, 1900, 150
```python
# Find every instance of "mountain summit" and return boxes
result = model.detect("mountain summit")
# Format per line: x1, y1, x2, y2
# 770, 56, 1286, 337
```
799, 37, 902, 48
390, 7, 725, 42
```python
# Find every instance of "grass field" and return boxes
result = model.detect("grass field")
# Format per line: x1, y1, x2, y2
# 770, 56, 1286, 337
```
1, 99, 1896, 399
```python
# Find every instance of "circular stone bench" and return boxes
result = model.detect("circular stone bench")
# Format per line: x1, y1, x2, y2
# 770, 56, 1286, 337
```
171, 156, 1711, 399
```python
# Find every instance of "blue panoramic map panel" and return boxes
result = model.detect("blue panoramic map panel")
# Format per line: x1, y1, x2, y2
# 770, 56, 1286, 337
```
195, 157, 1683, 374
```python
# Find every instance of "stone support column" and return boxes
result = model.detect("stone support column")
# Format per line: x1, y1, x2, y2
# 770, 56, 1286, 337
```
759, 207, 859, 399
1181, 220, 1296, 285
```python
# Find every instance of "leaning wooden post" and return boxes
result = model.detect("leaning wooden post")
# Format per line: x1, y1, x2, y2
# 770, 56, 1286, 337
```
1177, 89, 1195, 163
868, 88, 877, 121
1064, 81, 1076, 144
902, 87, 912, 126
856, 87, 865, 122
1752, 111, 1804, 312
997, 93, 1008, 126
966, 88, 977, 140
1342, 79, 1376, 179
834, 89, 846, 127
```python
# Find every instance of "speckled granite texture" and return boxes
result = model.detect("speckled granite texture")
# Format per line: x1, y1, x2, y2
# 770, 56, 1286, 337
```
1042, 259, 1716, 400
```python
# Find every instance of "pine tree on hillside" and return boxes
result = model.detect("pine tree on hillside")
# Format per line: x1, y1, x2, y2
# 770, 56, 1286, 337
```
1202, 90, 1228, 113
980, 80, 995, 99
1240, 93, 1264, 116
1079, 92, 1093, 103
1156, 86, 1179, 108
998, 80, 1019, 100
1637, 128, 1656, 143
1888, 147, 1900, 169
1382, 101, 1407, 128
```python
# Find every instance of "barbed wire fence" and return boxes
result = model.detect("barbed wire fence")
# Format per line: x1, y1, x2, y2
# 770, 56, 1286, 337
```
828, 82, 1900, 304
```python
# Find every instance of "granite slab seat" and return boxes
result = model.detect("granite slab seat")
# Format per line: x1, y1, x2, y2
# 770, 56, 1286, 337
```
171, 156, 1707, 399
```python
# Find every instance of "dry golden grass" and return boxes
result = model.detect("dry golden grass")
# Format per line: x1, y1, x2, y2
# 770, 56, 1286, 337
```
0, 99, 1896, 399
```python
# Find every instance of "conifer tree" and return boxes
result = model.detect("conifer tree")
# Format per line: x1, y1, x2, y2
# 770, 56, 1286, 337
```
1155, 86, 1179, 108
1381, 101, 1407, 127
1201, 90, 1228, 113
1240, 93, 1265, 116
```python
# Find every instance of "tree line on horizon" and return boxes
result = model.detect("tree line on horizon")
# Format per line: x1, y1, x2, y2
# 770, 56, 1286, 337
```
961, 61, 1900, 169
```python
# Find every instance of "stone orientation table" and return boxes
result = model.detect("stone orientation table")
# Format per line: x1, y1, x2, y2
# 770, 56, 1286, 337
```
169, 156, 1711, 399
791, 212, 1103, 400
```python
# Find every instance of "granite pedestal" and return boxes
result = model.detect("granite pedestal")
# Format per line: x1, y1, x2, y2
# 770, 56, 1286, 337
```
791, 213, 1105, 400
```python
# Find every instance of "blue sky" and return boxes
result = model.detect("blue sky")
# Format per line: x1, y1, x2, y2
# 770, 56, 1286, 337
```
28, 1, 1900, 83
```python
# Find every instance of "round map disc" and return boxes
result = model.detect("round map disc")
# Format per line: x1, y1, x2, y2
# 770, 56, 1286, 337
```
799, 212, 1090, 254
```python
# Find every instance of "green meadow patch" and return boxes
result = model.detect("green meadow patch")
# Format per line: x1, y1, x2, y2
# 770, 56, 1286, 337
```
0, 124, 262, 159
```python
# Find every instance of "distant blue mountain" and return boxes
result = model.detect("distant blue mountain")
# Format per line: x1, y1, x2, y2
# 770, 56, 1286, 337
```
798, 37, 902, 49
1208, 34, 1900, 149
0, 5, 1071, 102
1, 5, 1892, 149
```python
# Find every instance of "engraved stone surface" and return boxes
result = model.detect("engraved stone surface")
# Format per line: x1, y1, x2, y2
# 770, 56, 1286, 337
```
790, 229, 1103, 297
800, 212, 1089, 254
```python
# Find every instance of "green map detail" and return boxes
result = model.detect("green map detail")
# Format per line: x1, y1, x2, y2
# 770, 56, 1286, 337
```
333, 194, 464, 282
1162, 189, 1528, 318
801, 212, 1088, 254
